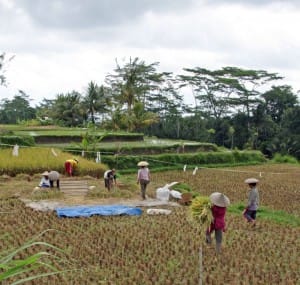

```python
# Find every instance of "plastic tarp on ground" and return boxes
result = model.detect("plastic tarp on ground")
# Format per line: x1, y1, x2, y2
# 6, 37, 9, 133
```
56, 205, 142, 218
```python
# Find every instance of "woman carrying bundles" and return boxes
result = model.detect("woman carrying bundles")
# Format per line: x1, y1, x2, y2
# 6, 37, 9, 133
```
206, 192, 230, 254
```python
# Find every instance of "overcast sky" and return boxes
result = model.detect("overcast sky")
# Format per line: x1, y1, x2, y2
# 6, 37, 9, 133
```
1, 0, 300, 106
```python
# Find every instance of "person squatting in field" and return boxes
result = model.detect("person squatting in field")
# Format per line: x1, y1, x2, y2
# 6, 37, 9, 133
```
206, 192, 230, 254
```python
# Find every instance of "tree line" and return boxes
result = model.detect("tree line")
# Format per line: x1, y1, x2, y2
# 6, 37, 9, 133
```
1, 56, 300, 159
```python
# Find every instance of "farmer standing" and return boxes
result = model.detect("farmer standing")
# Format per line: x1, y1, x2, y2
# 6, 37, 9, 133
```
137, 161, 150, 200
206, 192, 230, 254
64, 158, 79, 176
243, 178, 259, 227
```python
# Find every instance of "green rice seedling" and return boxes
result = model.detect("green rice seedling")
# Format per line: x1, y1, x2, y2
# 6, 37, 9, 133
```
0, 229, 72, 285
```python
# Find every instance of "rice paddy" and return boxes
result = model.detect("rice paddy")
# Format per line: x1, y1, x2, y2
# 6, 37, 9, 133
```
0, 164, 299, 284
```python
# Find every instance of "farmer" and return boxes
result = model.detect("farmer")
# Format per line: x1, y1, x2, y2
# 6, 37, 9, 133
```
48, 170, 60, 189
206, 192, 230, 254
64, 158, 79, 176
243, 178, 259, 227
38, 171, 51, 188
104, 169, 117, 191
137, 161, 150, 200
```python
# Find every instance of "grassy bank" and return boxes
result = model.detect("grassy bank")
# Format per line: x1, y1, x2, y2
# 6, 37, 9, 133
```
228, 203, 300, 227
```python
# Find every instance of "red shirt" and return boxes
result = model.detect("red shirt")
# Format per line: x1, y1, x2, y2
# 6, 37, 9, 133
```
210, 205, 227, 231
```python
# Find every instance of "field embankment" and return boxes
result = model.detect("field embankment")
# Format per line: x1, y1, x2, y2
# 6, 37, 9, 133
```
0, 147, 266, 176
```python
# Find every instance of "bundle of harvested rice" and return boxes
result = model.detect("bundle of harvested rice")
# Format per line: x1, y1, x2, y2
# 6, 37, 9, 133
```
189, 196, 213, 227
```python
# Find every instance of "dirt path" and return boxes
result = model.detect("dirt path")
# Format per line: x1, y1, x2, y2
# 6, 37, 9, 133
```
20, 196, 180, 212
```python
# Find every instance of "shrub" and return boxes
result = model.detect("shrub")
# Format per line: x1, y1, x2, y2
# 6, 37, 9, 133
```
0, 135, 35, 146
272, 153, 298, 164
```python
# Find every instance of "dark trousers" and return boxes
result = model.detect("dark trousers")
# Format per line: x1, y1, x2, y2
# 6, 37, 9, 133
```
139, 179, 149, 199
244, 209, 257, 222
50, 180, 60, 189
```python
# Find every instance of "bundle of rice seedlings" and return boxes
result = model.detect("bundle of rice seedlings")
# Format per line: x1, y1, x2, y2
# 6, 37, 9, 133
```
189, 196, 213, 228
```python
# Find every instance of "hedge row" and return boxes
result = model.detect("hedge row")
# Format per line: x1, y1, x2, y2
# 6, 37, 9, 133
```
101, 150, 266, 171
64, 142, 218, 156
0, 136, 35, 146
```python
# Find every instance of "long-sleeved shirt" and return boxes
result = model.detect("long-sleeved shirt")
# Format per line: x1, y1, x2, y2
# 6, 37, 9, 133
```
39, 177, 50, 187
247, 187, 259, 210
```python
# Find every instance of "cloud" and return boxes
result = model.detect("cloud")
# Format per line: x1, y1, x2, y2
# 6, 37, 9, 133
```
15, 0, 196, 28
204, 0, 300, 6
1, 0, 300, 106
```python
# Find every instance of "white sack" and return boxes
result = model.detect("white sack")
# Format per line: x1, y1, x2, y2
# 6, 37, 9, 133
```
146, 209, 172, 215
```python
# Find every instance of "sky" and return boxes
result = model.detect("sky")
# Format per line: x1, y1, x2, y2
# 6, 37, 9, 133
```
1, 0, 300, 107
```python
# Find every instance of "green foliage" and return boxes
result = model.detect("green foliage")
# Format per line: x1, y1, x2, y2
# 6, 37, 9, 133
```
0, 230, 70, 284
228, 203, 300, 227
0, 92, 36, 124
271, 153, 298, 164
0, 129, 14, 135
171, 182, 199, 198
102, 150, 266, 171
171, 182, 192, 193
0, 135, 35, 146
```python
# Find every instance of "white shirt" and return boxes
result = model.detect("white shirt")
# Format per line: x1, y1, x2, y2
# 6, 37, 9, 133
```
39, 177, 50, 187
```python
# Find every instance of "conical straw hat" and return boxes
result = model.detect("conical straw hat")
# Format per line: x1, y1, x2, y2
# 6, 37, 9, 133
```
209, 192, 230, 207
137, 161, 149, 167
244, 178, 259, 184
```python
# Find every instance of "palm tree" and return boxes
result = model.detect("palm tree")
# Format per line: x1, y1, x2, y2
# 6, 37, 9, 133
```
83, 81, 111, 124
52, 91, 84, 127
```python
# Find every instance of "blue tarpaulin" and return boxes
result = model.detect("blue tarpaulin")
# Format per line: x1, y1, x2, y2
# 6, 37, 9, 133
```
56, 205, 142, 218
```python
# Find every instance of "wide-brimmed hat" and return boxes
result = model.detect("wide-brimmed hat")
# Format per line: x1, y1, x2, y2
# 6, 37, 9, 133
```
209, 192, 230, 207
137, 161, 149, 167
41, 171, 49, 176
244, 178, 259, 184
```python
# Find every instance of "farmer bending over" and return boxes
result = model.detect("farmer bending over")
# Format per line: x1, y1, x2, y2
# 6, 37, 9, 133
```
39, 171, 51, 188
104, 169, 117, 191
64, 158, 79, 176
